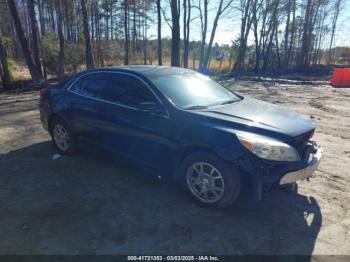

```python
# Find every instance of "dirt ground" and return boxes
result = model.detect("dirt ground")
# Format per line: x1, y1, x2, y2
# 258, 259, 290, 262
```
0, 78, 349, 256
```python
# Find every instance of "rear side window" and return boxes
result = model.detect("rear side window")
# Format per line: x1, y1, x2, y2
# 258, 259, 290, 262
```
70, 73, 110, 100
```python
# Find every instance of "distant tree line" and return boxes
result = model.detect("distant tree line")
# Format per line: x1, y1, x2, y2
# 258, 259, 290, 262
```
234, 0, 344, 71
0, 0, 346, 90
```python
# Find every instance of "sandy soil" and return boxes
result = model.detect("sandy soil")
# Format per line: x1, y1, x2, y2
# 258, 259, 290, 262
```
0, 79, 349, 256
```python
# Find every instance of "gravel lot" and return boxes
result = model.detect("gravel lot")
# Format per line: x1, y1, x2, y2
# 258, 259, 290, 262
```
0, 79, 349, 256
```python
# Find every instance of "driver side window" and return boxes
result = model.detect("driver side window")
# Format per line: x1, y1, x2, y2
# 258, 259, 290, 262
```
107, 73, 158, 108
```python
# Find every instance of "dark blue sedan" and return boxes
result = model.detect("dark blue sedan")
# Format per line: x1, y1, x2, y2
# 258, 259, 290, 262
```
39, 66, 322, 208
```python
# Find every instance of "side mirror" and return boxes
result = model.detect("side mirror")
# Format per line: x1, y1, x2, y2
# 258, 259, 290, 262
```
138, 101, 166, 116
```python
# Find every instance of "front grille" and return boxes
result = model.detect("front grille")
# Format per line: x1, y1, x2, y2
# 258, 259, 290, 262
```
290, 129, 315, 155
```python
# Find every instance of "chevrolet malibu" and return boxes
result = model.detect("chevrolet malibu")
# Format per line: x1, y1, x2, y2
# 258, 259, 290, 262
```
39, 66, 323, 208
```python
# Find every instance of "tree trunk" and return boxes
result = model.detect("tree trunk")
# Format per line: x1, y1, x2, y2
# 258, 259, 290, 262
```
199, 0, 208, 71
105, 3, 109, 41
327, 0, 341, 64
183, 0, 191, 68
38, 0, 46, 36
64, 0, 71, 41
192, 53, 196, 69
183, 0, 187, 68
81, 0, 95, 69
7, 0, 42, 82
170, 0, 180, 67
156, 0, 162, 65
203, 0, 232, 71
110, 1, 114, 40
286, 0, 296, 67
0, 35, 11, 90
95, 0, 104, 67
90, 3, 95, 41
28, 0, 43, 78
49, 0, 56, 32
252, 0, 260, 71
185, 0, 191, 67
143, 9, 147, 65
56, 0, 65, 80
38, 0, 47, 78
298, 0, 312, 68
232, 0, 253, 71
283, 0, 291, 68
262, 0, 279, 70
133, 0, 136, 56
124, 0, 129, 65
275, 24, 281, 69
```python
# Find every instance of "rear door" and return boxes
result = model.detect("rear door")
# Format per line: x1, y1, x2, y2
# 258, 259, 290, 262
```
66, 72, 114, 146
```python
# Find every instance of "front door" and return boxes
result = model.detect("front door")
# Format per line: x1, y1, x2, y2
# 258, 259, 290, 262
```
99, 72, 176, 172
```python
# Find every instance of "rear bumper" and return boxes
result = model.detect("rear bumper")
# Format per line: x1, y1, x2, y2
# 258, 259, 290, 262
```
279, 146, 323, 184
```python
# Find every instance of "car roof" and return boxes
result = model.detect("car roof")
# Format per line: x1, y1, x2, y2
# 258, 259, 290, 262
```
82, 65, 197, 78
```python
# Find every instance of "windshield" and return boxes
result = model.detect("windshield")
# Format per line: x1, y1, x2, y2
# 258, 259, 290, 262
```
148, 73, 240, 109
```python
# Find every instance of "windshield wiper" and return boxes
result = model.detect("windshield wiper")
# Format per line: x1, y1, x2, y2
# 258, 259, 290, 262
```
219, 98, 241, 105
184, 105, 208, 110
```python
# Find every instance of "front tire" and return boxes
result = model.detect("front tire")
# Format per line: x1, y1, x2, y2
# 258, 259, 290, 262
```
51, 118, 77, 155
179, 152, 241, 209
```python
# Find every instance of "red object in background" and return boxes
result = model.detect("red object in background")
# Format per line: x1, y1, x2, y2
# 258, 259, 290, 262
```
331, 68, 350, 87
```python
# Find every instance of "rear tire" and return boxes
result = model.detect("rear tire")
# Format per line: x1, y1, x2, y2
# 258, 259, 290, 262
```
50, 117, 77, 155
179, 152, 241, 209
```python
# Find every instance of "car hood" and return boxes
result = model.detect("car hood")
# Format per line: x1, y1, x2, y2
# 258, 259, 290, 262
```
193, 97, 315, 137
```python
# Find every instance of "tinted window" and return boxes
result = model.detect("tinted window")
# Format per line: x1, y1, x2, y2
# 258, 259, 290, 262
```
70, 73, 110, 100
107, 74, 157, 107
70, 73, 158, 108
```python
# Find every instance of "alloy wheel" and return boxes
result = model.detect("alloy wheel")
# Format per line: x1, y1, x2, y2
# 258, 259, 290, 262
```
53, 124, 70, 151
186, 162, 225, 203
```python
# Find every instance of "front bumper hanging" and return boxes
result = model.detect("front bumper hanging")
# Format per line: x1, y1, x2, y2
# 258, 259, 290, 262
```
279, 146, 323, 185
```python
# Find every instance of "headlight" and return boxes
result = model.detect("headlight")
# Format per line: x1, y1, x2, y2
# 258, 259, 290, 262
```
237, 133, 300, 162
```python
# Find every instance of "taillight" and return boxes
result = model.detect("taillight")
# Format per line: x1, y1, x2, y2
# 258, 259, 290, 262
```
39, 88, 47, 97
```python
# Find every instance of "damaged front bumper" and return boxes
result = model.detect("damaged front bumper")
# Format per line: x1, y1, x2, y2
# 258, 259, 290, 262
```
279, 146, 323, 185
235, 142, 323, 200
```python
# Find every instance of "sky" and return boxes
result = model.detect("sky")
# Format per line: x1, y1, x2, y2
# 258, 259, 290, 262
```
147, 0, 350, 48
336, 0, 350, 47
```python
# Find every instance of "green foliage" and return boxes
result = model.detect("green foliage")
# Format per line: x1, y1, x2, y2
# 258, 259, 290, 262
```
1, 36, 12, 46
41, 33, 59, 74
7, 57, 15, 80
0, 36, 14, 82
42, 33, 85, 74
65, 42, 85, 72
